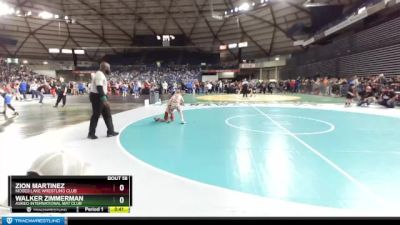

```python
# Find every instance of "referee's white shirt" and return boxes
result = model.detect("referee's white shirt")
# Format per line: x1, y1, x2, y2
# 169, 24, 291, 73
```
90, 71, 108, 95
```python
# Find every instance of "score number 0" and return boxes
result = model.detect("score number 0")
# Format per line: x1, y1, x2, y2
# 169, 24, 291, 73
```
119, 184, 124, 204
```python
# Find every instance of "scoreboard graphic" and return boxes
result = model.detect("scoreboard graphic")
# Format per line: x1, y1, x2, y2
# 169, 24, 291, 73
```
8, 176, 132, 213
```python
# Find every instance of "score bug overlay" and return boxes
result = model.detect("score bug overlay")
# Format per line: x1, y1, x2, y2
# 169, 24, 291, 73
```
8, 176, 132, 213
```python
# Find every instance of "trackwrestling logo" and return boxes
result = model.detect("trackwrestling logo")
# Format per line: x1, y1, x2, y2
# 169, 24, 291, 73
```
1, 217, 64, 225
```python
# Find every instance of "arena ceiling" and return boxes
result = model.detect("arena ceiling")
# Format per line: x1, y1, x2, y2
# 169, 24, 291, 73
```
0, 0, 358, 62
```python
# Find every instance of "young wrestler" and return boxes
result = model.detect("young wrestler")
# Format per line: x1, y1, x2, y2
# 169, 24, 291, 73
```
154, 91, 177, 123
154, 104, 175, 123
0, 88, 19, 116
154, 90, 185, 124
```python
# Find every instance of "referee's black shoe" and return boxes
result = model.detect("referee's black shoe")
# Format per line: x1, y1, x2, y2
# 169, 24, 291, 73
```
107, 131, 119, 137
87, 134, 98, 139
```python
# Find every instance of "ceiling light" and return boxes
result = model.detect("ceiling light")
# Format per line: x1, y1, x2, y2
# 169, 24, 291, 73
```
38, 11, 53, 19
275, 57, 280, 61
234, 7, 239, 12
54, 14, 59, 19
23, 60, 28, 64
156, 35, 161, 40
358, 6, 366, 14
49, 48, 60, 53
228, 43, 238, 49
64, 16, 68, 20
74, 49, 85, 55
0, 2, 15, 16
219, 45, 227, 50
303, 0, 329, 7
238, 42, 248, 48
61, 49, 73, 54
252, 2, 256, 6
239, 3, 250, 11
43, 61, 48, 65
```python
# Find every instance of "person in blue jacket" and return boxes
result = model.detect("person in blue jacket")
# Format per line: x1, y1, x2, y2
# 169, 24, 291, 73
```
19, 80, 27, 100
0, 90, 19, 116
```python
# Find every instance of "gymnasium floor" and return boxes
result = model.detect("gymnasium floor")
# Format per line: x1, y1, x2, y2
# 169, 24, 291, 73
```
1, 93, 400, 216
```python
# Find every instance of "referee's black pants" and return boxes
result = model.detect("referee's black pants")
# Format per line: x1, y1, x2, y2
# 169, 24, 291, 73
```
242, 86, 248, 98
89, 93, 115, 135
55, 93, 66, 106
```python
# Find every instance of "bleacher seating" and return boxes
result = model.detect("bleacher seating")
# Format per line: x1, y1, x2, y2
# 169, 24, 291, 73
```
282, 15, 400, 78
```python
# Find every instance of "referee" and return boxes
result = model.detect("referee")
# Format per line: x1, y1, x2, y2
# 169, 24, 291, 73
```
88, 62, 119, 139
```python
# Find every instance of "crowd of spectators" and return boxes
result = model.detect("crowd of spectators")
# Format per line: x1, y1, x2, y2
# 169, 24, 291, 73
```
0, 57, 399, 108
209, 74, 400, 108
